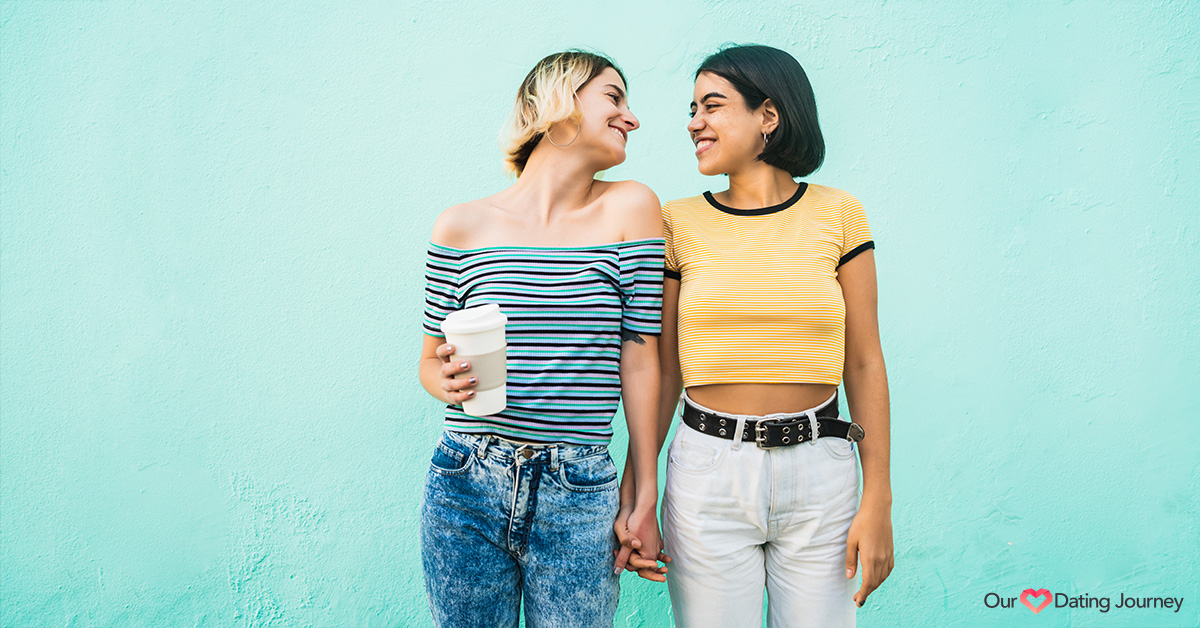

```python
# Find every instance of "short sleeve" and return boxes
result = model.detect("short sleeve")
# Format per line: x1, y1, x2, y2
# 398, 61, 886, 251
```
838, 192, 875, 268
618, 239, 665, 335
423, 243, 461, 337
662, 202, 681, 280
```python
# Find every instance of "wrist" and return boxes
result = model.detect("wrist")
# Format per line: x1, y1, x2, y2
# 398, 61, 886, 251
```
633, 488, 658, 509
629, 461, 657, 502
861, 490, 892, 508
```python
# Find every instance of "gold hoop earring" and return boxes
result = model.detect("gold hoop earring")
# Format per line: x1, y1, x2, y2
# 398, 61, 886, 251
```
547, 122, 581, 148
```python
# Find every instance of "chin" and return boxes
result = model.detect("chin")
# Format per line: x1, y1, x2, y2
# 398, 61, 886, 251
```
695, 153, 723, 176
600, 149, 626, 170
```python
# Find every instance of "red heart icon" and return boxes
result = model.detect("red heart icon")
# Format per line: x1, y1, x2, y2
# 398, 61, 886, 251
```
1021, 588, 1052, 614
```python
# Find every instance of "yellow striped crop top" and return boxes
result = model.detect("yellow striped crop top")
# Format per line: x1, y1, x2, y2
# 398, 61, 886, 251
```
663, 183, 874, 387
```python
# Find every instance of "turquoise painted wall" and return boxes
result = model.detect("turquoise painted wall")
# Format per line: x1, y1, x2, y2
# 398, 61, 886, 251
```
3, 1, 1198, 626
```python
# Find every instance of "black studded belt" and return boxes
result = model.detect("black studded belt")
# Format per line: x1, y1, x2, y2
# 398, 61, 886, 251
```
681, 391, 866, 449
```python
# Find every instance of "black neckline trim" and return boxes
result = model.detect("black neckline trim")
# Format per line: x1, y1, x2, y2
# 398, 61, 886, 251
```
703, 182, 807, 216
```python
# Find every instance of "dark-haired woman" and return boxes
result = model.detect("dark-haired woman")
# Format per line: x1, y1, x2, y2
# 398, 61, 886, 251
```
618, 44, 894, 627
418, 50, 665, 627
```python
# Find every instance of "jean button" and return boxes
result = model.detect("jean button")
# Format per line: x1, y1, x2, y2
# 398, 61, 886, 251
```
522, 449, 533, 459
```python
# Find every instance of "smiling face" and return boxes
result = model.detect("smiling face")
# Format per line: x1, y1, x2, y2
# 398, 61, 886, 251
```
688, 71, 773, 176
567, 67, 639, 170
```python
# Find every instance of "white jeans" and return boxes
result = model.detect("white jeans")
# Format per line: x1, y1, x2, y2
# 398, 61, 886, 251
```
661, 391, 860, 628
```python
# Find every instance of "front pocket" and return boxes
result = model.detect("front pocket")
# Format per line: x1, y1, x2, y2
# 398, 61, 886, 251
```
429, 441, 474, 475
559, 454, 618, 492
668, 437, 724, 473
816, 436, 856, 461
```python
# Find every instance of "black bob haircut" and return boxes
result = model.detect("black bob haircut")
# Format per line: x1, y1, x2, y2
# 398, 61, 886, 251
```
696, 45, 825, 178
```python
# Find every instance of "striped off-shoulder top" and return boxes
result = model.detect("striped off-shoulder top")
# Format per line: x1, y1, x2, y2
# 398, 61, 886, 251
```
423, 238, 665, 445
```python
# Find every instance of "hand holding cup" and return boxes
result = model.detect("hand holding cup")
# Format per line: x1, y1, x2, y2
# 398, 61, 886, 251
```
435, 342, 479, 405
439, 304, 508, 416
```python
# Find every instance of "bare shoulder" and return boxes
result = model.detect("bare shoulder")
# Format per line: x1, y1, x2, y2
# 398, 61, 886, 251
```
600, 179, 660, 209
598, 180, 663, 241
430, 199, 494, 248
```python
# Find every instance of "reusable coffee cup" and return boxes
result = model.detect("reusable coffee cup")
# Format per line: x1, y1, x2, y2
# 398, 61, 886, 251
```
440, 303, 507, 416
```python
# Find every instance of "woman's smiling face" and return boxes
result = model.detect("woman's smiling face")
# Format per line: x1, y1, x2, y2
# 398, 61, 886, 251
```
687, 71, 769, 176
571, 67, 639, 169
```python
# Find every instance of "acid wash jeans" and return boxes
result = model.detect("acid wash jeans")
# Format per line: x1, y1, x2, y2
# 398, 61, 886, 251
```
661, 391, 860, 628
420, 430, 620, 628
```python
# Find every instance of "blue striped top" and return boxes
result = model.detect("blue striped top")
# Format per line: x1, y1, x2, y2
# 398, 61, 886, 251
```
423, 238, 665, 445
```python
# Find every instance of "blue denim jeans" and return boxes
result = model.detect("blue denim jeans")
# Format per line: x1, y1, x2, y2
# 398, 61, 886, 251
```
420, 430, 621, 628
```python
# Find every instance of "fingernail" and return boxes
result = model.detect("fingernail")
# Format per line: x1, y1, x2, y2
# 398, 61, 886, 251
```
614, 567, 621, 574
846, 569, 853, 578
468, 391, 475, 397
460, 361, 469, 369
469, 377, 478, 384
446, 345, 454, 352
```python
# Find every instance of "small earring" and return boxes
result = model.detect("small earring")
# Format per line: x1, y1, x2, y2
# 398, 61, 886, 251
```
763, 132, 770, 144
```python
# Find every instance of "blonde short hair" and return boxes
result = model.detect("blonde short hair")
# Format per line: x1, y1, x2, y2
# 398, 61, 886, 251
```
500, 50, 625, 176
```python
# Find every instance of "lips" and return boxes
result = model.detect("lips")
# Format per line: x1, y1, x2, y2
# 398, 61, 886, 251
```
609, 126, 627, 142
694, 138, 715, 155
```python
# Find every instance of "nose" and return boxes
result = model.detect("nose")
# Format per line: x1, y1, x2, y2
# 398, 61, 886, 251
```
687, 114, 703, 134
622, 109, 639, 132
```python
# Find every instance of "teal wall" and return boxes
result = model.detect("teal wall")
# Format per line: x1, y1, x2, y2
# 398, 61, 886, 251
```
3, 1, 1198, 627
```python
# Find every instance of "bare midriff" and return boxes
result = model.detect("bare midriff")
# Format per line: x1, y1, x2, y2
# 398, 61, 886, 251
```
685, 382, 839, 417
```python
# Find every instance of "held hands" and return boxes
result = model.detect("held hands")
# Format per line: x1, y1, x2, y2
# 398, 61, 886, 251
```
435, 343, 477, 405
845, 498, 894, 608
612, 495, 671, 582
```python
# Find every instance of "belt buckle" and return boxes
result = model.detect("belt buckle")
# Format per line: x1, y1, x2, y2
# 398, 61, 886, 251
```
847, 422, 866, 442
754, 418, 783, 449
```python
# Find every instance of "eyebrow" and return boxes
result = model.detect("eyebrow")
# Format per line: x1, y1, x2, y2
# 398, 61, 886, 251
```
690, 91, 727, 107
605, 84, 626, 101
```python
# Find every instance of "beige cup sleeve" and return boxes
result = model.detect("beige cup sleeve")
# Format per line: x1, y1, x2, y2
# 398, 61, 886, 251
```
450, 348, 507, 392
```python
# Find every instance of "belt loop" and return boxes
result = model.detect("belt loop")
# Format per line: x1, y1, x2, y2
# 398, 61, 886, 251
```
806, 411, 819, 445
477, 435, 491, 459
549, 445, 559, 472
731, 416, 748, 450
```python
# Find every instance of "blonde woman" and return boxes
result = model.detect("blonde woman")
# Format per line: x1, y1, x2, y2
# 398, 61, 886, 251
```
417, 51, 666, 627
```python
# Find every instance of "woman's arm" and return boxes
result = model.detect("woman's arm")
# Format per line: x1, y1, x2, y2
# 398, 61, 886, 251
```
656, 277, 683, 449
417, 206, 479, 406
838, 249, 895, 608
617, 276, 681, 503
607, 183, 671, 580
614, 275, 679, 579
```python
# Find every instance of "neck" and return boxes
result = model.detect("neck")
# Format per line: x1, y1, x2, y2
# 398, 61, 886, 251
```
722, 162, 799, 208
501, 140, 601, 225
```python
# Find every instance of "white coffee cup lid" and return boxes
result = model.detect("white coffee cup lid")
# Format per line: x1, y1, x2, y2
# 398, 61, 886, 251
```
441, 303, 507, 335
